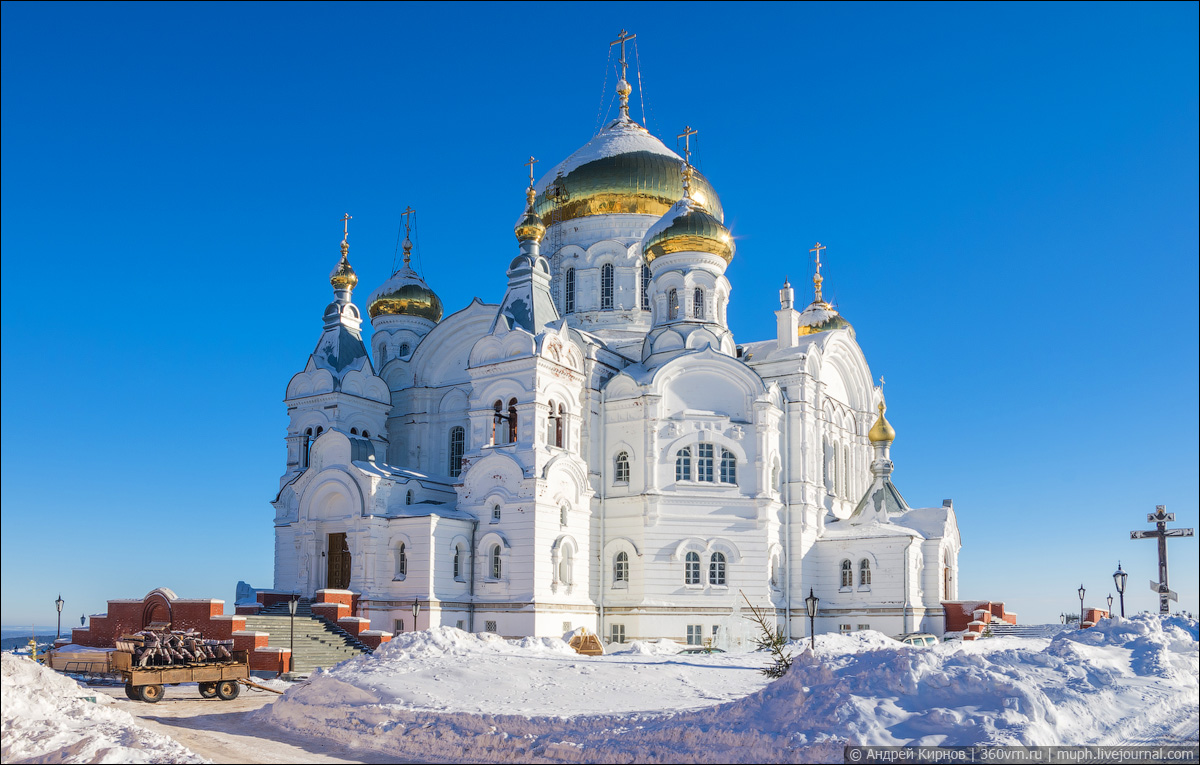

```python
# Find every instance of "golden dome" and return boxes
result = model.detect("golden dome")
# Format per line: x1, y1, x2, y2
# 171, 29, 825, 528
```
532, 119, 723, 227
868, 401, 896, 444
329, 243, 358, 290
642, 197, 734, 264
514, 187, 546, 243
797, 300, 854, 338
367, 239, 443, 322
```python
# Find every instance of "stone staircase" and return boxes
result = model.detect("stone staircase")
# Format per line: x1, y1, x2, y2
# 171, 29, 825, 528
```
241, 598, 371, 674
985, 623, 1071, 639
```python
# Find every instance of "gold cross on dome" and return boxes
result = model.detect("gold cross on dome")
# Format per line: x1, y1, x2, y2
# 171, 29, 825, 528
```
879, 375, 886, 392
525, 156, 538, 187
400, 206, 415, 238
610, 29, 636, 80
678, 125, 698, 167
809, 241, 826, 273
340, 213, 353, 243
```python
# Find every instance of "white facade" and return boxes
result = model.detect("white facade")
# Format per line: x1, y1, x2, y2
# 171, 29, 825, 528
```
270, 93, 962, 645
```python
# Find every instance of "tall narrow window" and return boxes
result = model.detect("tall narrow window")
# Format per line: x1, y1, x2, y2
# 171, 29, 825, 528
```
693, 288, 705, 319
560, 505, 569, 526
843, 446, 851, 498
491, 545, 502, 579
614, 451, 630, 483
832, 442, 840, 496
555, 404, 565, 447
398, 343, 410, 357
405, 490, 413, 505
601, 263, 614, 310
559, 546, 573, 586
546, 400, 557, 445
641, 264, 651, 310
668, 288, 679, 320
859, 558, 872, 587
507, 398, 518, 443
696, 443, 714, 482
449, 426, 465, 477
720, 449, 737, 484
709, 552, 727, 585
493, 400, 504, 444
453, 546, 463, 581
675, 447, 692, 481
564, 268, 576, 314
685, 551, 701, 585
614, 551, 629, 583
395, 543, 407, 578
840, 559, 853, 588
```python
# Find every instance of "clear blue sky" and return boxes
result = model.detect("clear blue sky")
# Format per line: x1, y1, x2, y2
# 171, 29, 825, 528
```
2, 2, 1197, 628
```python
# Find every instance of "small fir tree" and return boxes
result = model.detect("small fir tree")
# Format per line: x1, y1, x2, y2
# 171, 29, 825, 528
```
740, 590, 793, 679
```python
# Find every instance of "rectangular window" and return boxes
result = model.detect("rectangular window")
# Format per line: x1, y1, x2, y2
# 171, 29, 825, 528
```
611, 624, 626, 644
712, 625, 720, 638
857, 624, 870, 632
719, 449, 736, 484
563, 621, 572, 633
839, 624, 852, 635
492, 505, 501, 522
449, 426, 465, 478
675, 448, 692, 482
601, 264, 614, 310
640, 264, 650, 311
696, 443, 714, 482
394, 619, 405, 633
485, 620, 498, 633
686, 625, 703, 645
565, 268, 575, 314
456, 620, 464, 631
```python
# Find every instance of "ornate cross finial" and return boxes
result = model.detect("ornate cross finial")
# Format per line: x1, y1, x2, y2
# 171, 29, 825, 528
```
610, 29, 636, 120
879, 374, 886, 391
340, 213, 353, 245
610, 29, 636, 81
809, 241, 826, 303
400, 206, 415, 266
525, 156, 538, 188
677, 125, 698, 167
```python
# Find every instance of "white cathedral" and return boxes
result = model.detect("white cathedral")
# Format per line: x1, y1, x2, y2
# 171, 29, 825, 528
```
270, 57, 961, 646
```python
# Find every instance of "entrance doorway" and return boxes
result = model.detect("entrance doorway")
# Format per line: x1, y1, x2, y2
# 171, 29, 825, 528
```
327, 532, 351, 589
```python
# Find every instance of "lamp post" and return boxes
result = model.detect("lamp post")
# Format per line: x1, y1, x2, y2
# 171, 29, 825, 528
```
412, 600, 421, 632
1078, 585, 1086, 629
1107, 594, 1113, 618
79, 614, 85, 628
54, 595, 64, 640
804, 588, 819, 649
288, 594, 299, 674
1113, 563, 1127, 618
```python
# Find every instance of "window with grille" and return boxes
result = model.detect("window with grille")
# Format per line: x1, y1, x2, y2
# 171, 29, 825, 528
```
668, 288, 679, 319
491, 504, 501, 522
720, 449, 736, 484
565, 268, 575, 313
840, 559, 853, 588
453, 546, 463, 581
685, 551, 701, 585
395, 544, 407, 578
485, 620, 498, 633
405, 490, 413, 505
675, 447, 692, 481
640, 264, 650, 310
559, 547, 573, 585
394, 618, 405, 633
449, 426, 465, 477
560, 505, 569, 526
563, 621, 572, 633
490, 545, 502, 579
399, 343, 410, 357
857, 624, 870, 632
614, 551, 629, 583
507, 398, 518, 443
859, 559, 871, 586
686, 625, 702, 645
709, 552, 727, 585
693, 288, 704, 319
839, 624, 852, 635
614, 451, 630, 483
696, 443, 714, 482
601, 263, 614, 310
611, 624, 626, 644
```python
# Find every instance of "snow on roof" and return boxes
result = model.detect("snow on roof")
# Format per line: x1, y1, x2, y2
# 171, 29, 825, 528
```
534, 119, 679, 194
893, 505, 957, 538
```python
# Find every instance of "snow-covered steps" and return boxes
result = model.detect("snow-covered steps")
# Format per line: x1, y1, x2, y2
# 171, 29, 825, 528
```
241, 606, 369, 674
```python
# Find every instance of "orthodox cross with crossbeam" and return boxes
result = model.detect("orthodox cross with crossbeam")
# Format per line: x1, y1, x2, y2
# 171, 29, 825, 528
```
525, 156, 538, 187
1130, 505, 1194, 615
610, 29, 636, 81
809, 241, 827, 303
340, 213, 352, 244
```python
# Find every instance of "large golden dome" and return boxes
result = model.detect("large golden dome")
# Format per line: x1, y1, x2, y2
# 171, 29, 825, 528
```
532, 118, 723, 227
642, 197, 734, 264
367, 240, 443, 322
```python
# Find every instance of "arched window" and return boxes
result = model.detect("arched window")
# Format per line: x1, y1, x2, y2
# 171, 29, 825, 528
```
684, 551, 701, 585
405, 489, 413, 505
696, 443, 714, 482
770, 555, 782, 589
316, 426, 323, 435
491, 503, 501, 522
398, 343, 410, 357
943, 551, 953, 598
377, 346, 388, 365
546, 400, 557, 445
507, 398, 518, 443
614, 551, 629, 583
614, 451, 630, 483
772, 463, 781, 491
859, 558, 872, 587
720, 449, 736, 484
492, 400, 504, 444
675, 447, 692, 481
693, 287, 704, 319
840, 559, 853, 588
362, 430, 369, 438
600, 263, 614, 309
351, 427, 358, 435
564, 268, 576, 314
490, 544, 502, 579
449, 426, 465, 477
709, 552, 727, 585
640, 264, 651, 310
832, 441, 840, 496
668, 288, 679, 320
559, 546, 573, 586
453, 545, 463, 581
560, 505, 569, 526
547, 401, 564, 447
843, 446, 851, 498
305, 428, 313, 436
395, 543, 407, 578
557, 404, 565, 448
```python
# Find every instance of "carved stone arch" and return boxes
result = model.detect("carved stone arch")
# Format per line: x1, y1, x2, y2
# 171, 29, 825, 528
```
585, 239, 637, 265
299, 468, 366, 521
438, 387, 470, 414
603, 536, 642, 557
542, 454, 588, 500
671, 537, 709, 562
662, 428, 749, 466
477, 530, 511, 551
474, 379, 530, 408
141, 588, 176, 628
707, 537, 742, 564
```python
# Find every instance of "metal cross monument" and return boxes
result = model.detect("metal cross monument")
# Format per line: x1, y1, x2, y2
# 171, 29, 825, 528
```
1130, 505, 1194, 614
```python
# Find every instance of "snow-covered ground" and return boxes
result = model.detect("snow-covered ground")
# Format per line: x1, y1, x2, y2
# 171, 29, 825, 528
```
256, 615, 1199, 763
1, 653, 207, 764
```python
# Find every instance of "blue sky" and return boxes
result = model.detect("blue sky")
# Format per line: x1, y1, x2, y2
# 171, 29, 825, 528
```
2, 2, 1197, 628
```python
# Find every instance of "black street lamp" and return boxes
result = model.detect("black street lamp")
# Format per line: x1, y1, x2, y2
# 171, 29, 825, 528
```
1107, 594, 1114, 617
288, 594, 299, 674
804, 588, 819, 649
1078, 584, 1086, 629
1113, 563, 1127, 618
79, 614, 85, 628
412, 600, 422, 632
54, 595, 64, 640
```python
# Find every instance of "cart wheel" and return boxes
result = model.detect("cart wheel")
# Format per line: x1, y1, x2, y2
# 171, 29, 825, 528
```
216, 680, 240, 701
137, 684, 164, 703
198, 682, 218, 698
124, 683, 138, 700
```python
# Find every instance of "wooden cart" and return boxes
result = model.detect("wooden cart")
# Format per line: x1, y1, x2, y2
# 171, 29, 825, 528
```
112, 649, 249, 703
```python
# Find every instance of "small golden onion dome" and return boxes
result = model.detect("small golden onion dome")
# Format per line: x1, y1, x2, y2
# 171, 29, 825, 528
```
796, 300, 854, 338
532, 119, 723, 227
367, 266, 443, 322
329, 243, 358, 290
514, 187, 546, 243
642, 197, 734, 264
868, 401, 896, 444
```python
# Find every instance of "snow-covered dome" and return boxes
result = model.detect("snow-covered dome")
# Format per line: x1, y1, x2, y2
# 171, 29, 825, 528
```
642, 195, 733, 264
797, 300, 853, 338
531, 117, 724, 226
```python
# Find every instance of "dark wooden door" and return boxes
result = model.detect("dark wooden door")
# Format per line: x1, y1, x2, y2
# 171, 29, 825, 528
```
327, 533, 351, 589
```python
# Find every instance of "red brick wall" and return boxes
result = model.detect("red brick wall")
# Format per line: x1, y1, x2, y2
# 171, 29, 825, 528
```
943, 600, 1019, 632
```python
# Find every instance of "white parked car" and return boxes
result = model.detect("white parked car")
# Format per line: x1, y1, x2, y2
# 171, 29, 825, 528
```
895, 633, 939, 647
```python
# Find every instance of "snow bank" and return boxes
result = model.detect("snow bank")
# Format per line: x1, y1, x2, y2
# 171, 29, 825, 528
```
1, 653, 206, 764
254, 616, 1198, 762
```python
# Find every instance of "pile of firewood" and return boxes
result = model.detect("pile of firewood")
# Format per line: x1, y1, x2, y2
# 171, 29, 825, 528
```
115, 629, 234, 667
